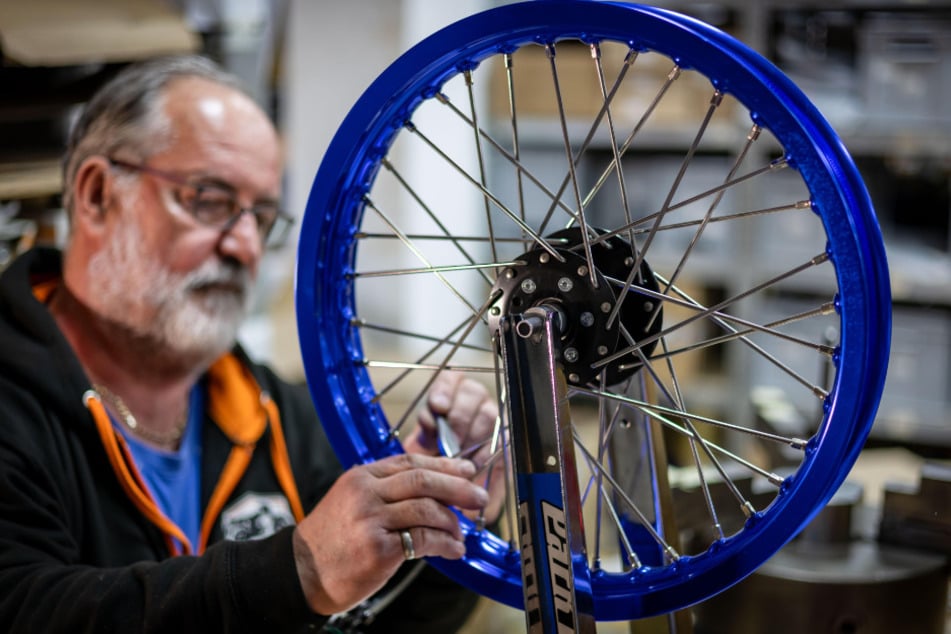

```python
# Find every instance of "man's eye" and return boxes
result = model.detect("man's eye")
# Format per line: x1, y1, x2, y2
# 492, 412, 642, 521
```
252, 204, 280, 223
192, 191, 235, 222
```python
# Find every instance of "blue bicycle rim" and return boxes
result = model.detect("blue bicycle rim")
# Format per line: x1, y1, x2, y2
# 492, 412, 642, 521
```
296, 0, 891, 620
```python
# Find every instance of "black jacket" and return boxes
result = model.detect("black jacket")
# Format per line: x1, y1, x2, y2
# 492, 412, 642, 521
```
0, 248, 478, 633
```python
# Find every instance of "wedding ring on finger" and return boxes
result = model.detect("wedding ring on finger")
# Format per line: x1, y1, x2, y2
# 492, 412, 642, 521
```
399, 529, 416, 560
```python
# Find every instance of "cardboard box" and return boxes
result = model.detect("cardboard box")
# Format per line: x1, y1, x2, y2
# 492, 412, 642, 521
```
0, 0, 198, 66
0, 0, 199, 198
488, 40, 737, 130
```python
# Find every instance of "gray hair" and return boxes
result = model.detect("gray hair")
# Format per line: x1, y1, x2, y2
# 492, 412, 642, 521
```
62, 54, 246, 213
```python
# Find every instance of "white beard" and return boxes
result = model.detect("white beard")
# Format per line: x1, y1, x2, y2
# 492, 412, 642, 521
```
86, 219, 252, 363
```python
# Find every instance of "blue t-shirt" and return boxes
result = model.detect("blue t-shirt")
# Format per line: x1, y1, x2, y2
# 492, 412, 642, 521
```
115, 383, 204, 553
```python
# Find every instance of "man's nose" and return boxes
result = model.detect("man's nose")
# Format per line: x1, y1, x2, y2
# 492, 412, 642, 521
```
217, 209, 262, 271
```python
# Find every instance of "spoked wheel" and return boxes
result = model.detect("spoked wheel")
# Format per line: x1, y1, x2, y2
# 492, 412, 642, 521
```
296, 0, 890, 622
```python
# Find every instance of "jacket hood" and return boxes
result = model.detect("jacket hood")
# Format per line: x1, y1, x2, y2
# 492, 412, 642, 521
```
0, 247, 92, 426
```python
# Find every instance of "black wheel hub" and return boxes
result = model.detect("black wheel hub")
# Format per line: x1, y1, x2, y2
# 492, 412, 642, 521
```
488, 228, 663, 386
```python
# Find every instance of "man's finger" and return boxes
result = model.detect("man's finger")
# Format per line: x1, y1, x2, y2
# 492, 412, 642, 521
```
378, 467, 489, 510
364, 452, 475, 479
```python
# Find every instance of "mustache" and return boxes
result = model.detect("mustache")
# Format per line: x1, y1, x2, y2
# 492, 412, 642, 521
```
184, 260, 252, 297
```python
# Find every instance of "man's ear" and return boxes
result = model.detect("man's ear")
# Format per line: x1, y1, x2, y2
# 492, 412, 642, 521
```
71, 156, 115, 229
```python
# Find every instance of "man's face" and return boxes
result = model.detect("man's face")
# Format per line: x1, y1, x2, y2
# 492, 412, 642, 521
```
86, 77, 283, 363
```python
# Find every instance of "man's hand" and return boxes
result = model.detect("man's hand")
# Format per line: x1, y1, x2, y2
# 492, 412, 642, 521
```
292, 453, 487, 615
407, 371, 506, 525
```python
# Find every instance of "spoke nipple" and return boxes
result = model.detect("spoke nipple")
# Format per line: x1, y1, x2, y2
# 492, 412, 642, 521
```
741, 501, 755, 518
626, 553, 640, 569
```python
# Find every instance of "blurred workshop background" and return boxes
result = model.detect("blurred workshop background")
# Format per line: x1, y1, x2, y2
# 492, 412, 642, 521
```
1, 1, 949, 632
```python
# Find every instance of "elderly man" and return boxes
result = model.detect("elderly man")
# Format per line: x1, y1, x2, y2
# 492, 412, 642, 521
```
0, 55, 500, 633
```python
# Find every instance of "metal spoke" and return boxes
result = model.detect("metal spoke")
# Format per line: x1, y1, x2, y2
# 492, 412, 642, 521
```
491, 334, 519, 549
463, 68, 500, 270
574, 385, 808, 450
656, 336, 726, 541
635, 200, 812, 236
500, 52, 528, 247
546, 43, 599, 288
365, 196, 489, 318
357, 232, 570, 245
621, 282, 838, 356
592, 252, 831, 370
354, 260, 524, 278
625, 338, 758, 527
573, 434, 680, 562
388, 292, 500, 437
380, 158, 494, 285
577, 64, 683, 217
653, 275, 835, 399
591, 42, 642, 277
593, 372, 608, 566
354, 318, 493, 354
585, 158, 790, 248
535, 45, 640, 239
575, 386, 789, 486
435, 92, 581, 229
608, 89, 727, 329
371, 314, 474, 404
575, 430, 642, 571
645, 124, 762, 331
404, 122, 566, 262
365, 360, 496, 373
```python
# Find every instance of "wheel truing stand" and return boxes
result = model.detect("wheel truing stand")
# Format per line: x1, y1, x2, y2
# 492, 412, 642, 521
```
500, 305, 597, 634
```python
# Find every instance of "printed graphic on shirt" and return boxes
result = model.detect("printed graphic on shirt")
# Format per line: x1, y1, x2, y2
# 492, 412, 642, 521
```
220, 492, 295, 541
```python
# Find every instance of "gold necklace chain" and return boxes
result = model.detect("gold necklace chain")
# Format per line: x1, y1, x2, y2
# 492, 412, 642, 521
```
93, 383, 188, 446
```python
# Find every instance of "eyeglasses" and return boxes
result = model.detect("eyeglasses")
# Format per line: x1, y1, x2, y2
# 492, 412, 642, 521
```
107, 158, 294, 248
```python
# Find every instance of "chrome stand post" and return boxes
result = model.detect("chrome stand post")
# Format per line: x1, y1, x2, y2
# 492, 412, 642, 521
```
499, 305, 597, 634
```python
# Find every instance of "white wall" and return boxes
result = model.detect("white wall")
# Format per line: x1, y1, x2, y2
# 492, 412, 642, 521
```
259, 0, 489, 379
